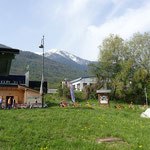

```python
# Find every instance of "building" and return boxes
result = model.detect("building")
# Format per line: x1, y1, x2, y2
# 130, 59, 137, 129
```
0, 44, 19, 76
0, 74, 47, 107
70, 76, 96, 91
0, 43, 47, 108
47, 88, 57, 94
0, 85, 41, 108
62, 78, 70, 88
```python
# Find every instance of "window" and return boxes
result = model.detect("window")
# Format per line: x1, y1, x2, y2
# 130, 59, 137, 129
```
83, 83, 87, 87
77, 83, 80, 90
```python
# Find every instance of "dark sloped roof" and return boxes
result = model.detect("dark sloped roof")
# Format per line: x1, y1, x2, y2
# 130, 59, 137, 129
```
70, 76, 96, 83
0, 84, 18, 87
0, 43, 19, 54
0, 44, 12, 49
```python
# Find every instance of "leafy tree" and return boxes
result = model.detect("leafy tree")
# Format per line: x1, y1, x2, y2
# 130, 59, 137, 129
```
98, 34, 127, 98
89, 33, 150, 104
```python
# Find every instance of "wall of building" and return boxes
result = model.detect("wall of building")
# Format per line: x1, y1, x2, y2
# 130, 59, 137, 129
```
47, 88, 57, 94
0, 86, 41, 107
0, 87, 24, 105
72, 77, 97, 91
25, 89, 41, 104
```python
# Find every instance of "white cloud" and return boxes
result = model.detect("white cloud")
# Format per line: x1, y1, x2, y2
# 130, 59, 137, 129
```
47, 0, 109, 60
45, 0, 150, 61
67, 0, 90, 15
8, 0, 150, 61
82, 1, 150, 60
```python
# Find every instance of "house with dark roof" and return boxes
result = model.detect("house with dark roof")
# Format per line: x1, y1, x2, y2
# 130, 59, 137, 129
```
70, 76, 96, 91
0, 43, 47, 108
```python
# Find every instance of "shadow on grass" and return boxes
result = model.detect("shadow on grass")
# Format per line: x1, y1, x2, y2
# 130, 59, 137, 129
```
47, 102, 60, 107
69, 106, 95, 110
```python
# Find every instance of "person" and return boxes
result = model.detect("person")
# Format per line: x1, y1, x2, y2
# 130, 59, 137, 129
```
8, 97, 11, 109
60, 100, 66, 107
129, 101, 134, 109
12, 98, 16, 108
0, 97, 3, 109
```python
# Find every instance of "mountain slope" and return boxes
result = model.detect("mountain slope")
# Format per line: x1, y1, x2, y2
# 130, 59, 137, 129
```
44, 49, 92, 71
10, 51, 85, 83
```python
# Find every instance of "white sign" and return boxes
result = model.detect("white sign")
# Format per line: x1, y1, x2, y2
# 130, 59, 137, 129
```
100, 96, 108, 104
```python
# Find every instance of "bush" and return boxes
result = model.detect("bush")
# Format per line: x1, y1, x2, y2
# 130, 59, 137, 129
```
44, 94, 53, 106
57, 81, 63, 97
83, 84, 99, 100
75, 91, 83, 102
57, 81, 71, 99
82, 85, 90, 100
63, 85, 71, 99
89, 92, 98, 100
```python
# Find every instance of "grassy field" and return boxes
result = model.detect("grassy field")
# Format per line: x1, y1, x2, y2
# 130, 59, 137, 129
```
0, 98, 150, 150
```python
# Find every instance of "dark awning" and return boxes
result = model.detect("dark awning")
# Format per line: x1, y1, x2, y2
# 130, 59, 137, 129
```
0, 43, 20, 76
0, 44, 19, 54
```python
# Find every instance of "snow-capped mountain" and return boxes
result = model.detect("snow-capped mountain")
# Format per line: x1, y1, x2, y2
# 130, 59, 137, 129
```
36, 49, 96, 72
44, 49, 91, 65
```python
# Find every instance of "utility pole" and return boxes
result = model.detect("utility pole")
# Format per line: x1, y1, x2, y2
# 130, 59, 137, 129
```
39, 35, 44, 108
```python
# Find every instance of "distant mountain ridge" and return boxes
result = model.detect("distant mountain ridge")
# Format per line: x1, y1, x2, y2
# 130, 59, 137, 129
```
10, 51, 86, 84
10, 50, 95, 86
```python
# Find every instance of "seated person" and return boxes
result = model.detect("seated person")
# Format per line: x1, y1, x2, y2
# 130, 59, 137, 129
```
129, 101, 134, 109
60, 100, 66, 107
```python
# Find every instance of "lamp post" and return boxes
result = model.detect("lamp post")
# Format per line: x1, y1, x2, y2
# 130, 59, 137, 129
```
39, 35, 44, 108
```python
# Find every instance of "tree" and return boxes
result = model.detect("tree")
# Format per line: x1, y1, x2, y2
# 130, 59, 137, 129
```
99, 34, 127, 98
57, 81, 63, 97
126, 32, 150, 103
89, 33, 150, 103
57, 81, 70, 99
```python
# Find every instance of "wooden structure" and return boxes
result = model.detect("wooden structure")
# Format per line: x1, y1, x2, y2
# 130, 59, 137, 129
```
0, 44, 19, 76
97, 89, 111, 106
0, 85, 41, 108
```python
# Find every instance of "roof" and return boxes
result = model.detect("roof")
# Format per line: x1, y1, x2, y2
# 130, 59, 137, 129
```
0, 43, 19, 54
0, 84, 18, 87
70, 76, 96, 84
18, 85, 40, 94
0, 75, 25, 85
0, 84, 40, 94
0, 75, 25, 80
0, 44, 20, 76
0, 44, 12, 49
47, 88, 57, 94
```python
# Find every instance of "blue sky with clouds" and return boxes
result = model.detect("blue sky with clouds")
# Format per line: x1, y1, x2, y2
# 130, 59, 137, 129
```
0, 0, 150, 61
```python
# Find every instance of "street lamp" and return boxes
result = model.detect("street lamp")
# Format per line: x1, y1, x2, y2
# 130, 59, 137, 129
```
39, 35, 44, 108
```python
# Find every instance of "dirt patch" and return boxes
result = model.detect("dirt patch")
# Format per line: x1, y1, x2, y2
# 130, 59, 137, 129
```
96, 137, 129, 146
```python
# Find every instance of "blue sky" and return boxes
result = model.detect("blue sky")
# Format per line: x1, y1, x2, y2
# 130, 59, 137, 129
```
0, 0, 150, 61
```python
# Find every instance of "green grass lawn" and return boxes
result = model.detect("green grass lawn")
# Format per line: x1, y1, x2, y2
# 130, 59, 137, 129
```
0, 98, 149, 150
